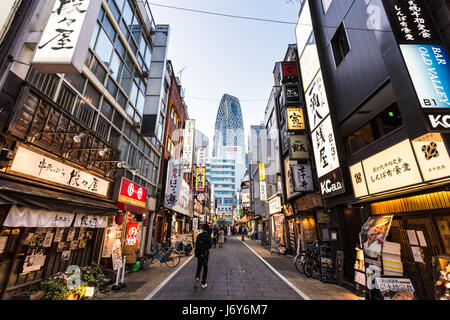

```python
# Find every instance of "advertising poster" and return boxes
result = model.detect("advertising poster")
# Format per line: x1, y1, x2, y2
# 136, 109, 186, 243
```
375, 278, 415, 300
361, 215, 393, 289
102, 226, 116, 258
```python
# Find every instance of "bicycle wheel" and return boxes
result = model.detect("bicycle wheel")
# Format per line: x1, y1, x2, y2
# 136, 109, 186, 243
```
164, 249, 181, 268
304, 256, 314, 277
294, 254, 306, 274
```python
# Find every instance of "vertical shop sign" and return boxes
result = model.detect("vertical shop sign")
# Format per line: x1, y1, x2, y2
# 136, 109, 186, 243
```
286, 108, 306, 131
258, 162, 266, 181
291, 164, 314, 192
305, 70, 331, 131
125, 222, 139, 249
165, 159, 184, 206
195, 166, 206, 192
32, 0, 102, 73
289, 135, 310, 160
311, 116, 340, 178
182, 120, 195, 172
259, 181, 267, 201
196, 146, 207, 166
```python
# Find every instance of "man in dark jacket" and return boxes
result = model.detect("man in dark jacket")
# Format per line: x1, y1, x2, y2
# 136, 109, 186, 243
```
194, 224, 213, 289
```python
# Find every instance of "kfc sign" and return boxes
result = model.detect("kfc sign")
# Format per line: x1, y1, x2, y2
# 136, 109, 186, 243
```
117, 178, 147, 208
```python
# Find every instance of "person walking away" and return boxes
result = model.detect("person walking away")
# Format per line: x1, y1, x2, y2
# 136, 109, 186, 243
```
218, 227, 225, 248
194, 224, 213, 289
212, 227, 218, 248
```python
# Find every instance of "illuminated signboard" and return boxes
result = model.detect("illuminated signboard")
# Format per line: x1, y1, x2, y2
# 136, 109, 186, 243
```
195, 166, 206, 192
311, 116, 340, 178
350, 162, 369, 198
9, 145, 110, 196
411, 133, 450, 182
305, 70, 331, 131
291, 164, 314, 192
362, 140, 422, 195
32, 0, 102, 73
117, 178, 147, 208
299, 33, 320, 91
286, 108, 306, 131
289, 135, 310, 160
258, 162, 266, 181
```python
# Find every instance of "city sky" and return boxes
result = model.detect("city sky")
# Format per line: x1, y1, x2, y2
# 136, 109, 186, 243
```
150, 0, 301, 152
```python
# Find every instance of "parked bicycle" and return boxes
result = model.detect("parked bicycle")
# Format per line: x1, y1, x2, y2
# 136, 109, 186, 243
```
174, 239, 193, 256
294, 240, 320, 279
303, 241, 321, 279
142, 242, 182, 268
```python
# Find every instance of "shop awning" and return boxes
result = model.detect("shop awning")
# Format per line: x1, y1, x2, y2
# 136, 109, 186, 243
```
115, 202, 149, 215
0, 178, 117, 216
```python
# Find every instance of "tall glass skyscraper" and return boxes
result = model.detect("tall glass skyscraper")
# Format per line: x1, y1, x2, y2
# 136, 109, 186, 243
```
211, 94, 247, 220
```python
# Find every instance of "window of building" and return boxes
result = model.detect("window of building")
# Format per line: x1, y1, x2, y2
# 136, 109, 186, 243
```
331, 23, 350, 67
347, 102, 403, 154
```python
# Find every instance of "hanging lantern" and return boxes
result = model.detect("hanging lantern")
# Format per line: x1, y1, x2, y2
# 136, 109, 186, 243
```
115, 211, 124, 225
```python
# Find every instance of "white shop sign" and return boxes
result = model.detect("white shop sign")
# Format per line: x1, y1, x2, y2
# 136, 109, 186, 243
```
362, 140, 423, 195
305, 70, 331, 131
32, 0, 102, 73
411, 133, 450, 182
9, 146, 110, 197
268, 196, 282, 215
3, 205, 75, 228
182, 120, 195, 173
299, 33, 320, 91
196, 146, 207, 166
311, 116, 340, 178
73, 214, 108, 228
259, 181, 267, 201
350, 162, 369, 198
291, 164, 314, 192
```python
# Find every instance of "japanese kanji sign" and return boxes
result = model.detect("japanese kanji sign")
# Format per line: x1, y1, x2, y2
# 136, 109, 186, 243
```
361, 140, 422, 195
165, 159, 184, 207
182, 120, 195, 173
258, 162, 266, 181
196, 146, 207, 166
350, 161, 369, 198
305, 70, 330, 131
195, 166, 206, 192
286, 108, 306, 131
411, 133, 450, 182
289, 135, 310, 160
311, 116, 340, 178
291, 164, 314, 192
32, 0, 102, 73
9, 145, 109, 196
381, 0, 440, 44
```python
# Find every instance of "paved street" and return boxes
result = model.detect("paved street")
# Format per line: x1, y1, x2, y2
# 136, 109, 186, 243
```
95, 235, 357, 300
150, 236, 304, 300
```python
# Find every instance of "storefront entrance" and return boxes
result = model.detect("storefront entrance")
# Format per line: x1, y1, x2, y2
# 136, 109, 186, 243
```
388, 214, 448, 300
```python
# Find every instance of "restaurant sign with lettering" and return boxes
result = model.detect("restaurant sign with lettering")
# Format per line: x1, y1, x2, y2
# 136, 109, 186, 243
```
32, 0, 102, 73
286, 108, 306, 131
9, 145, 110, 197
116, 177, 147, 209
289, 135, 310, 160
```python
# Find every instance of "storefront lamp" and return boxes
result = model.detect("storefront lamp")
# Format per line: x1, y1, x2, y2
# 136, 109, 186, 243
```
87, 160, 126, 170
27, 131, 86, 144
63, 147, 109, 158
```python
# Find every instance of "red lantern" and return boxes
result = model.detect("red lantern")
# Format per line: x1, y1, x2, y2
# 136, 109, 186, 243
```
115, 211, 124, 225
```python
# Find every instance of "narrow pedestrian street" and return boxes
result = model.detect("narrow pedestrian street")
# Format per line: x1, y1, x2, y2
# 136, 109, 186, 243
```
95, 236, 357, 300
150, 236, 303, 300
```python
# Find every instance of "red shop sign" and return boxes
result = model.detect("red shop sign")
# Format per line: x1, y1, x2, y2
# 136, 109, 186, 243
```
281, 61, 298, 78
117, 178, 147, 208
126, 222, 139, 248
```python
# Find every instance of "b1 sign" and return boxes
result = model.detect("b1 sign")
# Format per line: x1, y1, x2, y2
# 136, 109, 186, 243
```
32, 0, 102, 73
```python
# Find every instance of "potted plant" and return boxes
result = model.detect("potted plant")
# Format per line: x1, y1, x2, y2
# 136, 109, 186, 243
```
40, 273, 71, 300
